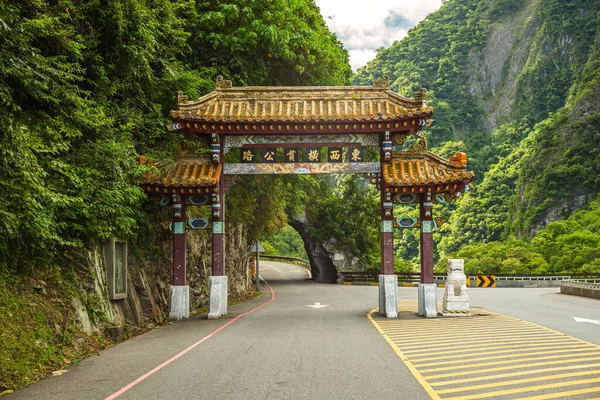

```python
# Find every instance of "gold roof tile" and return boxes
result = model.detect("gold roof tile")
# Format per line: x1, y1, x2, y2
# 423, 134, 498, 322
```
172, 82, 433, 124
383, 151, 474, 190
141, 155, 220, 189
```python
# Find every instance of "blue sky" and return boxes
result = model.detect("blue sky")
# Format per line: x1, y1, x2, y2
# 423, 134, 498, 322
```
315, 0, 443, 70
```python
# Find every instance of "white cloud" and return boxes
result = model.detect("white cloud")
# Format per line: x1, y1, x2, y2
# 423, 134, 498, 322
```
348, 49, 378, 71
315, 0, 442, 70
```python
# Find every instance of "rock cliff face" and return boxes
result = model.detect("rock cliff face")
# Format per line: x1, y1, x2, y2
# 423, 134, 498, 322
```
70, 222, 252, 334
289, 217, 337, 283
467, 0, 600, 236
356, 0, 600, 244
467, 0, 542, 133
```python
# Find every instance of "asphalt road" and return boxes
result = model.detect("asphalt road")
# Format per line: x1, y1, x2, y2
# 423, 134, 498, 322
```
7, 262, 428, 400
465, 287, 600, 346
6, 262, 600, 400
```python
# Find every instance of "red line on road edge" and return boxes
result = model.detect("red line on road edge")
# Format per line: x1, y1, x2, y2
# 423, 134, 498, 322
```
105, 284, 275, 400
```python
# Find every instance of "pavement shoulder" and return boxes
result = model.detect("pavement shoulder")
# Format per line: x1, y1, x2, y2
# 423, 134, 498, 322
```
369, 299, 600, 400
5, 289, 274, 400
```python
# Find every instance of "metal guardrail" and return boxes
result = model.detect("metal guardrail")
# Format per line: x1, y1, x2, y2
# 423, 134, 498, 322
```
497, 276, 570, 281
339, 272, 600, 285
341, 271, 450, 285
496, 274, 600, 282
260, 255, 311, 270
258, 257, 600, 287
561, 279, 600, 289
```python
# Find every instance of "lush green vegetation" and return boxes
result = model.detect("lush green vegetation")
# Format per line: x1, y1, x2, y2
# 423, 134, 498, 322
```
509, 23, 600, 237
265, 174, 381, 270
355, 0, 600, 177
2, 0, 597, 278
0, 0, 351, 274
356, 0, 600, 274
189, 0, 352, 85
439, 7, 600, 255
354, 0, 499, 177
263, 225, 307, 259
437, 194, 600, 274
0, 0, 351, 391
305, 175, 381, 269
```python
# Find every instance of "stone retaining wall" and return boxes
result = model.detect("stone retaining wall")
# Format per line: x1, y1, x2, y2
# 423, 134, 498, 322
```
560, 281, 600, 299
70, 221, 253, 335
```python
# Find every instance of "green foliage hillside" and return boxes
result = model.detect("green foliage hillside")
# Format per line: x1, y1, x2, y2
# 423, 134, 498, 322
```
0, 0, 350, 390
510, 25, 600, 237
355, 0, 600, 174
0, 0, 351, 273
354, 0, 491, 162
440, 3, 600, 254
437, 194, 600, 275
354, 0, 600, 273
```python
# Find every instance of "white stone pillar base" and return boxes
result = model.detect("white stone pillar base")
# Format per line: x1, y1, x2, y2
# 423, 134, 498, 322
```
169, 285, 190, 321
378, 275, 398, 318
418, 283, 438, 318
208, 276, 228, 319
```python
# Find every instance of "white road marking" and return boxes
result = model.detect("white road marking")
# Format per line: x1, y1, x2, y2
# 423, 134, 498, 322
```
574, 317, 600, 326
307, 302, 329, 309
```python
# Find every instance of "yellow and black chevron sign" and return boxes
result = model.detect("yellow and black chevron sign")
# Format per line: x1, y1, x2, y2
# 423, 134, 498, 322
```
476, 275, 496, 288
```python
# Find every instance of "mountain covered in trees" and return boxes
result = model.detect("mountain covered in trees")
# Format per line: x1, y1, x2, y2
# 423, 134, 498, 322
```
354, 0, 600, 274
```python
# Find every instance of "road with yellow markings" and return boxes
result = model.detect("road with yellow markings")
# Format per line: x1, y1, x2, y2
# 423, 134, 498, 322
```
6, 264, 598, 400
370, 299, 600, 400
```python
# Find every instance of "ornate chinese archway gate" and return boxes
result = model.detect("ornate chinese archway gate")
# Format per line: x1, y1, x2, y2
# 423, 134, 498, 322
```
140, 77, 473, 320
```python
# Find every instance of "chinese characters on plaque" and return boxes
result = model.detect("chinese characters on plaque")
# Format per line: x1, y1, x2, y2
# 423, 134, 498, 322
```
261, 148, 276, 163
306, 147, 321, 162
284, 148, 299, 162
348, 146, 364, 162
241, 149, 254, 163
327, 147, 342, 162
240, 147, 364, 163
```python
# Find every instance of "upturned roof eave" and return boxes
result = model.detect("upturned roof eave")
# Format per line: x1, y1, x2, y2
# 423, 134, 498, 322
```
393, 151, 458, 169
383, 151, 475, 189
172, 86, 429, 113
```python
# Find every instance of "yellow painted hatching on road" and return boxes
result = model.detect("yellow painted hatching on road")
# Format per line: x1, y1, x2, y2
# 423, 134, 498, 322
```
368, 300, 600, 400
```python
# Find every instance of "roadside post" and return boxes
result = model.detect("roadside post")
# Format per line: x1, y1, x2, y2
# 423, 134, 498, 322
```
250, 241, 265, 291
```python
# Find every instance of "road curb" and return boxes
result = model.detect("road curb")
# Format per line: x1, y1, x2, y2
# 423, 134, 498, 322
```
342, 282, 446, 287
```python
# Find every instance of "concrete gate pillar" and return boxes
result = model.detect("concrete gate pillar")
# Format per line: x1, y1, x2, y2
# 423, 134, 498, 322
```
379, 131, 398, 318
209, 134, 228, 319
418, 191, 437, 317
169, 195, 190, 320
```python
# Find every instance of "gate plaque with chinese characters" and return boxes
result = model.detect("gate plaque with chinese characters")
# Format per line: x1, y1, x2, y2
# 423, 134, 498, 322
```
225, 136, 376, 174
224, 162, 379, 175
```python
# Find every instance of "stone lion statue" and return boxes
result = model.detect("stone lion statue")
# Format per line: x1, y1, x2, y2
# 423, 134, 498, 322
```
446, 259, 467, 297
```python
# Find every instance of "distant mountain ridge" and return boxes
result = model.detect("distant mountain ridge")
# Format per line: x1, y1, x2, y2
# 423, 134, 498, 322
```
354, 0, 600, 252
